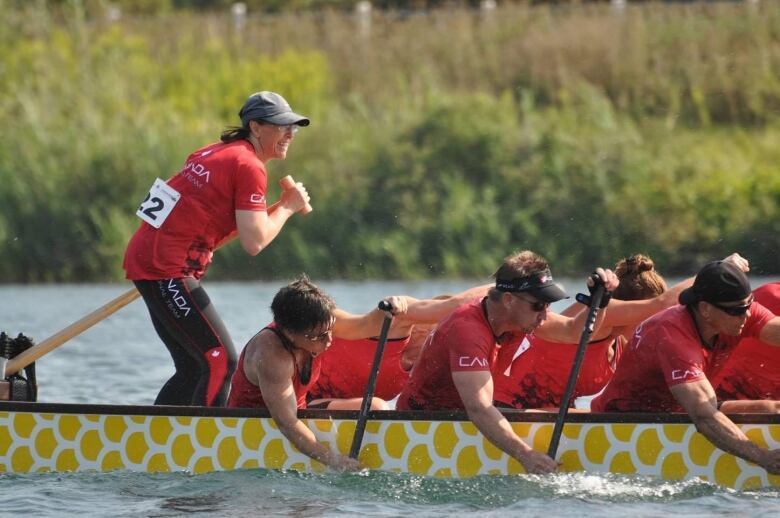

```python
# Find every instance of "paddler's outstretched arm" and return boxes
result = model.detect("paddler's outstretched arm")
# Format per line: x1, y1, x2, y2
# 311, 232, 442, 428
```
534, 267, 618, 343
556, 253, 749, 324
393, 283, 493, 326
758, 315, 780, 347
671, 380, 780, 474
332, 284, 493, 341
252, 335, 361, 472
600, 252, 749, 327
452, 370, 558, 474
331, 296, 409, 340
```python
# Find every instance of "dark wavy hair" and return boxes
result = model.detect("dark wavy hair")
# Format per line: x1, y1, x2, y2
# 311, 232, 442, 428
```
271, 274, 336, 334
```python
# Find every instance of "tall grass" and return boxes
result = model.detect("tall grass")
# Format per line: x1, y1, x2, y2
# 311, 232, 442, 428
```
1, 1, 779, 282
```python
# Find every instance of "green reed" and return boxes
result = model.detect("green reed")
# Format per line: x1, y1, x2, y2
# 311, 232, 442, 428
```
1, 1, 779, 282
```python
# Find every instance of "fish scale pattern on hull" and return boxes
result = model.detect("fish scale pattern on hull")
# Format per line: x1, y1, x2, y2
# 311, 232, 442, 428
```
1, 410, 779, 490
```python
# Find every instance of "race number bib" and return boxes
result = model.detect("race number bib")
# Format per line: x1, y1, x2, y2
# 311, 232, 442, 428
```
136, 178, 181, 228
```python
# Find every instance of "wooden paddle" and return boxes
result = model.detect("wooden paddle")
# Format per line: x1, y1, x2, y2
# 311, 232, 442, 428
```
547, 279, 606, 459
3, 287, 141, 378
349, 300, 393, 459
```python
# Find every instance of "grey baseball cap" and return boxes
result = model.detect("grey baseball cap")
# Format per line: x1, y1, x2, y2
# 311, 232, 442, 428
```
238, 91, 310, 128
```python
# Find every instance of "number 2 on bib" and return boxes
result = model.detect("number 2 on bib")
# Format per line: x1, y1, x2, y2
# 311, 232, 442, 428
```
136, 178, 181, 229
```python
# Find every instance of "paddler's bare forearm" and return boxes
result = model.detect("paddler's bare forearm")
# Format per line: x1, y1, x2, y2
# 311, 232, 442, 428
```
465, 405, 558, 473
691, 411, 770, 467
259, 204, 297, 245
216, 202, 284, 251
467, 405, 533, 459
278, 419, 336, 466
672, 380, 779, 472
277, 418, 362, 471
537, 308, 606, 343
235, 203, 297, 256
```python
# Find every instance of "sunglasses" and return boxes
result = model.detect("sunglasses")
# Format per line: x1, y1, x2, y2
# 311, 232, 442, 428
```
303, 327, 333, 342
273, 124, 300, 135
513, 293, 550, 313
710, 296, 754, 316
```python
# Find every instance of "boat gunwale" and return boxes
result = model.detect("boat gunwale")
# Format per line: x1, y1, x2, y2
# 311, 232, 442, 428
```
0, 401, 778, 424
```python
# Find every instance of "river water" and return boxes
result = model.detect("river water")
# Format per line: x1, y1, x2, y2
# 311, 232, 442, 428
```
1, 279, 778, 516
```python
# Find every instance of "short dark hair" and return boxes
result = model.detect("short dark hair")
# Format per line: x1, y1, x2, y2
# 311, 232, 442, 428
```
271, 274, 336, 333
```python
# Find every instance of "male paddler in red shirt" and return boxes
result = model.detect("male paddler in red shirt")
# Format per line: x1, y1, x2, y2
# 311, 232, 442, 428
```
396, 250, 619, 474
592, 260, 780, 475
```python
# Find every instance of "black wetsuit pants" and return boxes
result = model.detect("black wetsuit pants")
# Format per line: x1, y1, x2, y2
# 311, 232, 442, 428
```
134, 278, 237, 406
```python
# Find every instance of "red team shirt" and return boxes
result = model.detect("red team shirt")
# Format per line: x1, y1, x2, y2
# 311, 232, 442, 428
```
309, 336, 412, 401
591, 303, 774, 413
124, 140, 268, 280
227, 325, 323, 410
493, 334, 624, 409
716, 282, 780, 400
396, 298, 523, 411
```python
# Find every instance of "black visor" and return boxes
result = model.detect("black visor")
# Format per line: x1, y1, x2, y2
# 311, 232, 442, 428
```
495, 270, 569, 303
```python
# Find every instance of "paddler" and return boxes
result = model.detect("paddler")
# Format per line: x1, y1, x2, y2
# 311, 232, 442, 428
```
592, 259, 780, 475
396, 250, 619, 474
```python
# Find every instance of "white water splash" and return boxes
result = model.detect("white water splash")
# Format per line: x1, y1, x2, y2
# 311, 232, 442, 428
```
541, 472, 716, 501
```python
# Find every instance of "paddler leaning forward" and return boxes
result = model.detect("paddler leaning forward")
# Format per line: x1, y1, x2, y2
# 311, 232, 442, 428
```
396, 250, 619, 474
227, 274, 409, 471
591, 259, 780, 475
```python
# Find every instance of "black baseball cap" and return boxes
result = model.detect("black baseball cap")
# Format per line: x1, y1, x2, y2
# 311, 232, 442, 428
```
495, 269, 569, 303
239, 91, 310, 128
678, 260, 751, 305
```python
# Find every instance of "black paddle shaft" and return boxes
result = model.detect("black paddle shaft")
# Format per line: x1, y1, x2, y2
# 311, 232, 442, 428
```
547, 282, 606, 459
349, 300, 394, 459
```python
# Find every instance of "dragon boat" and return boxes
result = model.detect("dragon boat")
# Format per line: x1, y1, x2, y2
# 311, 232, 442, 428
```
1, 401, 778, 490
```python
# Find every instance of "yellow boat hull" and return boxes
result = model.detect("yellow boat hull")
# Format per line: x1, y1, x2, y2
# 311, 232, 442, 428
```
1, 402, 778, 490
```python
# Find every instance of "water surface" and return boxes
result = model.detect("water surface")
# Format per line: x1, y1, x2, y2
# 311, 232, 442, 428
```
1, 280, 778, 516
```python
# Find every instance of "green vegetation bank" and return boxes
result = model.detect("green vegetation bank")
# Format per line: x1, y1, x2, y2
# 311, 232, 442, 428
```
1, 1, 779, 282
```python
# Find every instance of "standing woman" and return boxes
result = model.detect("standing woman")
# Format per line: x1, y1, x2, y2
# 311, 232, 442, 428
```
123, 91, 311, 406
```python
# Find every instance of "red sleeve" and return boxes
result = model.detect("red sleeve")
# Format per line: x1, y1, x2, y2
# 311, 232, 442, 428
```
742, 302, 774, 338
234, 157, 268, 211
754, 283, 780, 314
446, 319, 493, 372
654, 326, 706, 387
